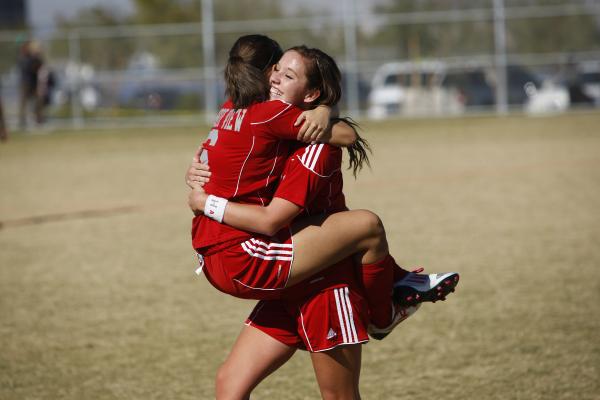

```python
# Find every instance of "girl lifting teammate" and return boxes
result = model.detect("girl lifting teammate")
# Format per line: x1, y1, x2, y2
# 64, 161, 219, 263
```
188, 36, 376, 398
187, 41, 458, 330
186, 36, 458, 398
210, 136, 374, 399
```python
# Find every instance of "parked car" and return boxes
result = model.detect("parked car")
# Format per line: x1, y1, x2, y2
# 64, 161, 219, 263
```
567, 61, 600, 106
368, 61, 569, 118
367, 61, 462, 118
508, 65, 569, 113
118, 76, 204, 110
116, 51, 224, 110
441, 65, 569, 114
441, 69, 494, 109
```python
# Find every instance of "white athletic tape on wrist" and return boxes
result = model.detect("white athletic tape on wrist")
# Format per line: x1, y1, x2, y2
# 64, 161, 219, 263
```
204, 195, 228, 223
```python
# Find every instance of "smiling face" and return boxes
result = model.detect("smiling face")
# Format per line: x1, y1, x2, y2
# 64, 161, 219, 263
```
269, 50, 319, 107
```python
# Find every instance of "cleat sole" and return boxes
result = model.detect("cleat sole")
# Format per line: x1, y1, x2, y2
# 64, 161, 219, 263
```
393, 273, 460, 307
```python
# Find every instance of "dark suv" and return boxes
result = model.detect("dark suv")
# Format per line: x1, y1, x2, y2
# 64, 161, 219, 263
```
441, 65, 544, 110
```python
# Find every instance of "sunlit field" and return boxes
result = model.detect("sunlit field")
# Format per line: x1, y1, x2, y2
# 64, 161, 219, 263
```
1, 113, 599, 399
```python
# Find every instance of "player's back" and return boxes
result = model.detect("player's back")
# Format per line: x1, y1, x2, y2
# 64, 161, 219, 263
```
193, 99, 303, 251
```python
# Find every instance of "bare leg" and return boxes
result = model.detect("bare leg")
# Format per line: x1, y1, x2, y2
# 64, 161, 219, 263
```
310, 344, 362, 400
287, 209, 388, 286
216, 325, 296, 400
287, 209, 403, 328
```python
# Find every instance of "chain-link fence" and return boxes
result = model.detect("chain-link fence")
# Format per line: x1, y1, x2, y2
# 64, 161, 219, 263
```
1, 0, 599, 130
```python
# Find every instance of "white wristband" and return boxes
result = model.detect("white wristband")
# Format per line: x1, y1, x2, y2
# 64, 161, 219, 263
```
204, 195, 228, 223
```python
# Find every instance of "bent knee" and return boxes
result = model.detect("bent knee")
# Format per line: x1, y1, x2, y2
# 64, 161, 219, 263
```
353, 209, 385, 238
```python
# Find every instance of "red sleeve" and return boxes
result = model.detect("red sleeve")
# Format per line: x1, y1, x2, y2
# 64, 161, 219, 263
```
274, 144, 341, 209
250, 100, 303, 140
274, 158, 321, 209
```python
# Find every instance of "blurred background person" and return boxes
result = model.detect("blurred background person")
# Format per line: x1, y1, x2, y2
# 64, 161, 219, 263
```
0, 93, 7, 142
17, 40, 48, 129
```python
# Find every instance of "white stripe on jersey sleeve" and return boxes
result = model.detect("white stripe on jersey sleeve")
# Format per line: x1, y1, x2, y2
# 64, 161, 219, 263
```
296, 143, 339, 178
309, 143, 324, 171
299, 143, 315, 166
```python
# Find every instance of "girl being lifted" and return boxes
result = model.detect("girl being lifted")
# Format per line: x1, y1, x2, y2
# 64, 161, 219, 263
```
187, 35, 459, 336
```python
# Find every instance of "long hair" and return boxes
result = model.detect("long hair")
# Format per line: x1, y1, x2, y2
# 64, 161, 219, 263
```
285, 46, 368, 175
225, 34, 283, 109
286, 45, 342, 107
331, 117, 371, 178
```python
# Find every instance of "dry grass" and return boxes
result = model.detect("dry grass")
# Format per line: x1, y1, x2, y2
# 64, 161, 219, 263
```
1, 113, 599, 399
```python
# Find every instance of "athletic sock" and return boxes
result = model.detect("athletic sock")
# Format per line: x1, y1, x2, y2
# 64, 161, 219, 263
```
393, 262, 410, 282
360, 254, 395, 328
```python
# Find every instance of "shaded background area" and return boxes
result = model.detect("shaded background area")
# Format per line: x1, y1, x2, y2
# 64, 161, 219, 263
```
1, 1, 599, 398
1, 114, 599, 399
0, 0, 599, 130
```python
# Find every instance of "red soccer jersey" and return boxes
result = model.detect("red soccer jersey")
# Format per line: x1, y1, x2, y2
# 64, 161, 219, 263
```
192, 99, 304, 252
273, 142, 358, 299
274, 142, 347, 216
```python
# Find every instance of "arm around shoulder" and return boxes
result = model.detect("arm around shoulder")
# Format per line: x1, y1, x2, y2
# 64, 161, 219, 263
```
327, 120, 357, 147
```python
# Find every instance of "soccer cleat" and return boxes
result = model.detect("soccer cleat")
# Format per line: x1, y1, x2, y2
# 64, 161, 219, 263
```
368, 303, 421, 341
393, 271, 459, 308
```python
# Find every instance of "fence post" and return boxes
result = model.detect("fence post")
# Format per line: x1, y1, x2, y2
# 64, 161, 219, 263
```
68, 29, 83, 128
201, 0, 217, 125
343, 0, 360, 116
493, 0, 508, 115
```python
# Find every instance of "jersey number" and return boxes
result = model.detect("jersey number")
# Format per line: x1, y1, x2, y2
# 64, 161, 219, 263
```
200, 129, 219, 165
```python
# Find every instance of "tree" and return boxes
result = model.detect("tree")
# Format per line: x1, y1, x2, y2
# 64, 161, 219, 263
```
365, 0, 494, 60
53, 7, 135, 70
364, 0, 600, 61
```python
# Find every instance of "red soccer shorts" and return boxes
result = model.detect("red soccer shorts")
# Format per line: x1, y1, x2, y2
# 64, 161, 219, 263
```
246, 284, 369, 352
199, 228, 294, 300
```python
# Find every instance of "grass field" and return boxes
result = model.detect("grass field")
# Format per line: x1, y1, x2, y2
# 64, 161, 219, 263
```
1, 113, 599, 399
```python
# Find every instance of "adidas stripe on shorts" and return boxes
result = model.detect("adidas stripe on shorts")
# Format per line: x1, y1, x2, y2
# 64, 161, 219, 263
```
199, 227, 371, 351
246, 282, 369, 352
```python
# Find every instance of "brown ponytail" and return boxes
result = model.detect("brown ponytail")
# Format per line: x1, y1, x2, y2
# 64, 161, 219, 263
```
225, 35, 283, 109
331, 117, 371, 178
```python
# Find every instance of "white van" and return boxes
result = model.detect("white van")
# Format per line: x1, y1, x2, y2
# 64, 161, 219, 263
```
368, 61, 569, 117
367, 61, 462, 118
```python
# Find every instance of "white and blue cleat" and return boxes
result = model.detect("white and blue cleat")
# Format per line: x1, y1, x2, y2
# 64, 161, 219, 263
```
393, 271, 460, 308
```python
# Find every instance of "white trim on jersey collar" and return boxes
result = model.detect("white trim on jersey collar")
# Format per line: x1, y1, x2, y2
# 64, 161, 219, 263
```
250, 100, 294, 125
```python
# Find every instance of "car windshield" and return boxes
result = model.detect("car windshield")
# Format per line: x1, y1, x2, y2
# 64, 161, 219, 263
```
508, 66, 541, 88
580, 72, 600, 84
384, 74, 410, 86
443, 71, 488, 87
